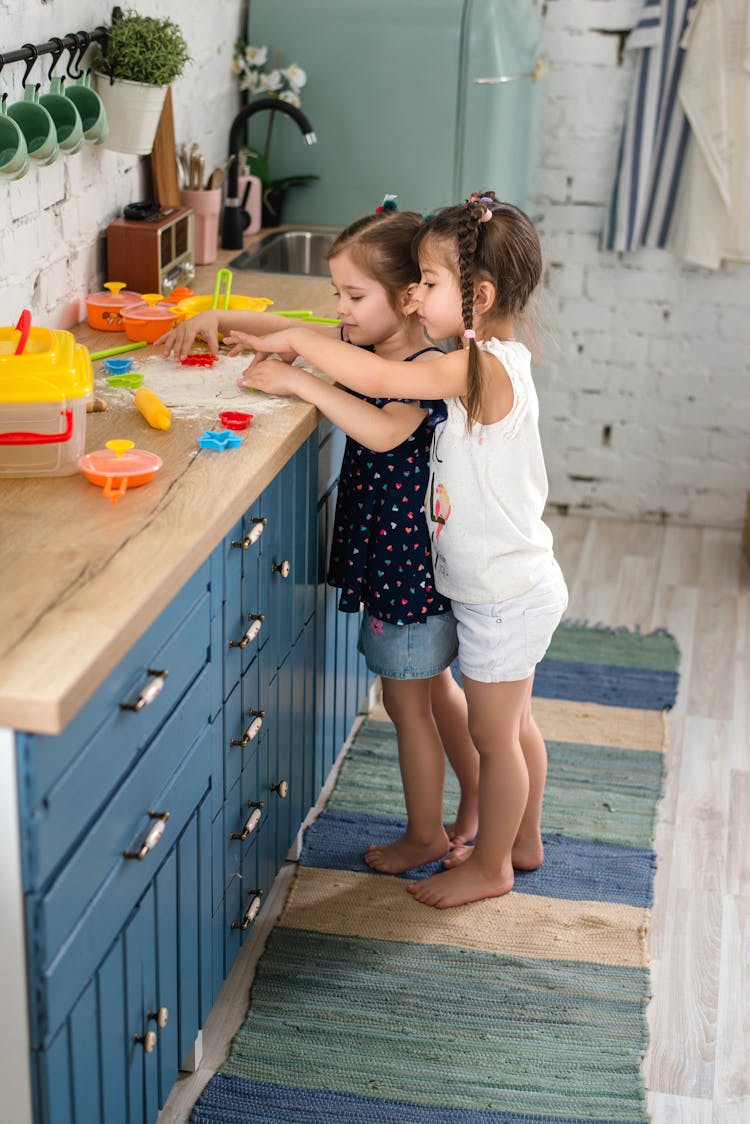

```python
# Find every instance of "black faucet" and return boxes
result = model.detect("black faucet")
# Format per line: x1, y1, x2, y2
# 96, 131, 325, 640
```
221, 97, 317, 249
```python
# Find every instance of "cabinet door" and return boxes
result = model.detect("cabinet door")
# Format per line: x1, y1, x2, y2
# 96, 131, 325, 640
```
222, 513, 265, 701
33, 783, 212, 1124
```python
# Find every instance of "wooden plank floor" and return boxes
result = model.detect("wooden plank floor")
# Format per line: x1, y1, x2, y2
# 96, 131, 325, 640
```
160, 515, 750, 1124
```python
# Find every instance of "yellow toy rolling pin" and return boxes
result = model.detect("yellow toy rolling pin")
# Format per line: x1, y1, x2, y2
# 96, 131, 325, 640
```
134, 387, 171, 430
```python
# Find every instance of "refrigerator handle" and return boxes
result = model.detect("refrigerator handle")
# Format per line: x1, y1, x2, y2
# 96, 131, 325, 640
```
473, 55, 549, 84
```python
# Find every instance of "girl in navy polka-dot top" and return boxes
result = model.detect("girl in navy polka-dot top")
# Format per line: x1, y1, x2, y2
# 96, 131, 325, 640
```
239, 206, 480, 879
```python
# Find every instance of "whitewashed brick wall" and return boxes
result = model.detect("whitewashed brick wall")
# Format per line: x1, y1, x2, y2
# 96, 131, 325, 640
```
1, 0, 747, 527
0, 0, 245, 327
534, 0, 750, 527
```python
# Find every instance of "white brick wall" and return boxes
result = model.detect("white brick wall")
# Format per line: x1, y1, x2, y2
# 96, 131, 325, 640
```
1, 0, 748, 527
0, 0, 245, 327
535, 0, 750, 527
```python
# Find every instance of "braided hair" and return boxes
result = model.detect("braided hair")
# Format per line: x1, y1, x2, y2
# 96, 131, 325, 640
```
413, 191, 542, 427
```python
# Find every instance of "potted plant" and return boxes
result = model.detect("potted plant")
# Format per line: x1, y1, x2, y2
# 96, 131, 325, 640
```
232, 41, 317, 226
92, 9, 190, 155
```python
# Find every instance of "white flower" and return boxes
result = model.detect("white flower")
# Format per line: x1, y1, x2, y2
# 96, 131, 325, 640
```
281, 64, 307, 91
244, 44, 268, 67
230, 58, 243, 75
279, 90, 301, 108
259, 69, 283, 92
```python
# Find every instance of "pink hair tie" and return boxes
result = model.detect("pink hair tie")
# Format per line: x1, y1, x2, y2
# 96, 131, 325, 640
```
463, 329, 476, 339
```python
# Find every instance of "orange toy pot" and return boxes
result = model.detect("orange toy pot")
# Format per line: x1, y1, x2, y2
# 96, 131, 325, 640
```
86, 282, 141, 332
121, 294, 181, 344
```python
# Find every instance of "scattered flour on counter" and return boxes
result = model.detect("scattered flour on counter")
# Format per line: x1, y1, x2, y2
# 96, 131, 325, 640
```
97, 352, 293, 416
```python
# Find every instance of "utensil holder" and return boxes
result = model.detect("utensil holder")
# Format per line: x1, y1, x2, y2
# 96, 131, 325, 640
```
181, 188, 222, 265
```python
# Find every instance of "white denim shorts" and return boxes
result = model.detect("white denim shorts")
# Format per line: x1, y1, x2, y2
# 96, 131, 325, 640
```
451, 558, 568, 683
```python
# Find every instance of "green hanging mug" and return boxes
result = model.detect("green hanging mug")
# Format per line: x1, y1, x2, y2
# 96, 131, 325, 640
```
65, 71, 108, 146
39, 76, 84, 155
0, 93, 30, 180
6, 84, 59, 165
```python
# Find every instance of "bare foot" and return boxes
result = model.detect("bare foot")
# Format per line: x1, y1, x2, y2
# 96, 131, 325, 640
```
442, 842, 474, 868
443, 836, 545, 872
445, 799, 479, 846
406, 855, 514, 908
512, 833, 544, 871
364, 831, 451, 875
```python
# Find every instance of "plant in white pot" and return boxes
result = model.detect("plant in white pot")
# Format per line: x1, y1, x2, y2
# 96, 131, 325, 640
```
92, 9, 190, 156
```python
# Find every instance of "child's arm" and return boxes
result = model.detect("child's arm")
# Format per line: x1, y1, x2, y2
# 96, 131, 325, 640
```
240, 326, 469, 399
248, 359, 428, 452
158, 310, 338, 360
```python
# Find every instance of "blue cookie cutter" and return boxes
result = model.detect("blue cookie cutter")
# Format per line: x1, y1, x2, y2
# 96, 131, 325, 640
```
197, 429, 244, 451
103, 357, 134, 374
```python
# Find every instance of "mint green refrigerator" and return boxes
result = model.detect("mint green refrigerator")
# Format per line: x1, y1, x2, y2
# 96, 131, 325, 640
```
246, 0, 545, 226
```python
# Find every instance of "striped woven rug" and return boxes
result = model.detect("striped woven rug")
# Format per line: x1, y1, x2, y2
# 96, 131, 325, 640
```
192, 624, 680, 1124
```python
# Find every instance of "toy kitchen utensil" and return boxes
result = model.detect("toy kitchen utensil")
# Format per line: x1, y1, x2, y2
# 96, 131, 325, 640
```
86, 282, 142, 332
78, 439, 162, 503
0, 313, 93, 477
121, 294, 181, 344
134, 387, 171, 430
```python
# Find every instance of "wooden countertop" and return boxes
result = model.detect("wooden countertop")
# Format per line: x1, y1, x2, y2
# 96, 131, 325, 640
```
0, 242, 338, 735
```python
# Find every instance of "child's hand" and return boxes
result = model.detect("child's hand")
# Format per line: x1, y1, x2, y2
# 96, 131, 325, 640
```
235, 329, 299, 366
222, 329, 279, 357
240, 357, 305, 397
157, 311, 220, 359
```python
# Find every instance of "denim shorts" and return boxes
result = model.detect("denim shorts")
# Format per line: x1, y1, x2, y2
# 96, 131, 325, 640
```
357, 608, 459, 680
451, 558, 568, 683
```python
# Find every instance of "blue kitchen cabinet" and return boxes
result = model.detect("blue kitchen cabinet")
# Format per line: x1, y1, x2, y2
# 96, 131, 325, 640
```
14, 429, 374, 1123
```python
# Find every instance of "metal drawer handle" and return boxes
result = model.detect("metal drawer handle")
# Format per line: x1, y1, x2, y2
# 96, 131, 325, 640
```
134, 1029, 157, 1053
272, 558, 291, 579
473, 55, 549, 84
230, 709, 265, 748
231, 890, 263, 931
229, 613, 264, 649
270, 779, 289, 799
231, 517, 267, 550
148, 1006, 169, 1029
230, 802, 264, 841
120, 668, 168, 712
123, 811, 170, 860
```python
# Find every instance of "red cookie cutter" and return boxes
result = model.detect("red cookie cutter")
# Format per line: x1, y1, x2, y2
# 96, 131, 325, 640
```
218, 410, 254, 431
181, 353, 217, 367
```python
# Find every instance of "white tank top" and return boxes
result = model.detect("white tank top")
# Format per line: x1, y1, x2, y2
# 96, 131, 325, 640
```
425, 338, 554, 603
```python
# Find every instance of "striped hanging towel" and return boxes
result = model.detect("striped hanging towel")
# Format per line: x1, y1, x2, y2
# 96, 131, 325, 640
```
601, 0, 699, 253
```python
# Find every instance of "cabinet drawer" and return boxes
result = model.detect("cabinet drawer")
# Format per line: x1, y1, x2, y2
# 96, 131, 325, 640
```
19, 563, 216, 891
222, 513, 264, 700
28, 680, 216, 1044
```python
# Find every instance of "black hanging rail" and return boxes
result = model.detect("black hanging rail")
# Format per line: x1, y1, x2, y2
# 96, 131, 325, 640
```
0, 29, 107, 74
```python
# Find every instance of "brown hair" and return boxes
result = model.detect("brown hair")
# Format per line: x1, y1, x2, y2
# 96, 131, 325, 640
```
413, 191, 542, 427
327, 210, 423, 310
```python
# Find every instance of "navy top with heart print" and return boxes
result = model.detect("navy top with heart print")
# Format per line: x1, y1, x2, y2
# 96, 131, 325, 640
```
326, 346, 451, 625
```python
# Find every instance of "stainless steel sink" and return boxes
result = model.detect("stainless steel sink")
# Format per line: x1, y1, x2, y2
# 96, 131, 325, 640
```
230, 228, 341, 276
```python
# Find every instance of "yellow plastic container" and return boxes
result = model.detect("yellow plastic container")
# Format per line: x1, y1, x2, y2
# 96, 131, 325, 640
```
174, 293, 273, 320
0, 324, 93, 477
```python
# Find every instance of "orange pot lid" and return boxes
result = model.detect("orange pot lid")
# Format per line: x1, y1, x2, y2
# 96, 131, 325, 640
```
86, 281, 141, 308
79, 439, 162, 480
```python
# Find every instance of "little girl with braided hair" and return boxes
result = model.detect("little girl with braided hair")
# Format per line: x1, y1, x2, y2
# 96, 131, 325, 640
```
241, 191, 568, 909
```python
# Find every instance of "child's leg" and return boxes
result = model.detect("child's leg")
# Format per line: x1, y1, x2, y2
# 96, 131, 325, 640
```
365, 676, 452, 874
443, 679, 545, 870
429, 668, 479, 844
408, 673, 534, 908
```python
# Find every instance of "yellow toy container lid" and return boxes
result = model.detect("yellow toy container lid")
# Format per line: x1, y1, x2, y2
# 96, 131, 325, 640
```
174, 294, 274, 320
0, 325, 93, 403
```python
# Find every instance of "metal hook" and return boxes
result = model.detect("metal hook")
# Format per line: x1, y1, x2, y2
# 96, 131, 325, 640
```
66, 37, 83, 80
75, 31, 91, 76
47, 37, 65, 82
21, 43, 38, 88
